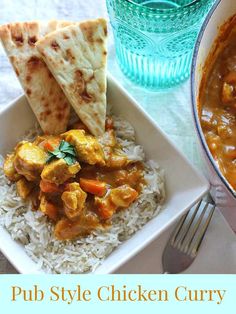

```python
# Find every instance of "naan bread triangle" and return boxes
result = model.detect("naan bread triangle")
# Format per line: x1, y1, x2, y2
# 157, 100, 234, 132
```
0, 21, 72, 134
36, 18, 107, 137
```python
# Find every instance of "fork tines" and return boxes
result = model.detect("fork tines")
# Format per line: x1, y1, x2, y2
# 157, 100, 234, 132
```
170, 200, 215, 257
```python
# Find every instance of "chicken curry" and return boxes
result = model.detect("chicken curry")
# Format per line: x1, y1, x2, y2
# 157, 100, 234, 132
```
199, 23, 236, 191
3, 118, 145, 240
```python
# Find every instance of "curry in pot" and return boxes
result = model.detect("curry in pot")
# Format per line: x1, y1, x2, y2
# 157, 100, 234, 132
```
3, 118, 145, 240
200, 23, 236, 191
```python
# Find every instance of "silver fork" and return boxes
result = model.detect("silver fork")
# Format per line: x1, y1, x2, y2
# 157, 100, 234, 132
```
162, 199, 215, 274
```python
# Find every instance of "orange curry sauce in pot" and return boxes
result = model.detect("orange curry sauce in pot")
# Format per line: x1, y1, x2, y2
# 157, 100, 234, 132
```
199, 15, 236, 192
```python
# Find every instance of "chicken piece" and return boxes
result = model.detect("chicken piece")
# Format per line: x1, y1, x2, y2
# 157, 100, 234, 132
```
33, 135, 47, 146
14, 142, 47, 181
99, 129, 116, 148
98, 130, 129, 169
62, 130, 105, 166
94, 196, 117, 220
95, 184, 138, 220
16, 177, 35, 199
41, 158, 81, 185
14, 140, 27, 151
3, 153, 21, 181
99, 129, 122, 166
105, 153, 129, 169
54, 214, 102, 240
109, 185, 138, 207
39, 194, 58, 221
62, 182, 87, 219
222, 82, 234, 103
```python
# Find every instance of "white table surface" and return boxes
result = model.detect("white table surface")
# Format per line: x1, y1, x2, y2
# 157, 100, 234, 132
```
0, 0, 235, 274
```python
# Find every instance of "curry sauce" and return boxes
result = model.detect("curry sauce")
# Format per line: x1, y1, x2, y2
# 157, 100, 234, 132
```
200, 22, 236, 191
3, 118, 146, 240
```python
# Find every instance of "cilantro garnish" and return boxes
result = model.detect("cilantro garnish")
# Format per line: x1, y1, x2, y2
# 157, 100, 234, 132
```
46, 140, 77, 166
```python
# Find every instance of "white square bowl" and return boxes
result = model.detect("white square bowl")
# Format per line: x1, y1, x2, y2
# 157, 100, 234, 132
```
0, 74, 209, 274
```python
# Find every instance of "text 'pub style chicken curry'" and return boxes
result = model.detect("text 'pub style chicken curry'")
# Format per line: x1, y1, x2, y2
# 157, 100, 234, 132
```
200, 18, 236, 191
3, 118, 146, 241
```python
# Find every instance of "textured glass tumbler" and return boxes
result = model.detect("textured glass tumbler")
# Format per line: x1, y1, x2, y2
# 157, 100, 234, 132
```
107, 0, 215, 89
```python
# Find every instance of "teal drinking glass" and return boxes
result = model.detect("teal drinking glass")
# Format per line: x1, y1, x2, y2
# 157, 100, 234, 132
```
106, 0, 215, 89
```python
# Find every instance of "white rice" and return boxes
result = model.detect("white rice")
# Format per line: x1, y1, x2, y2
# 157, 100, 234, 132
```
0, 116, 165, 274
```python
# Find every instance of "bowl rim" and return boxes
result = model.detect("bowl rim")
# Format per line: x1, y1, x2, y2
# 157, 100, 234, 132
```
190, 0, 236, 198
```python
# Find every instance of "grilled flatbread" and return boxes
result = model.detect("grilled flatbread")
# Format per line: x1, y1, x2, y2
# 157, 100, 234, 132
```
0, 21, 71, 135
36, 18, 107, 137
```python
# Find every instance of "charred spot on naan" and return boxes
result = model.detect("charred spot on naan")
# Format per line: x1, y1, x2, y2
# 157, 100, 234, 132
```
39, 101, 69, 125
65, 49, 75, 63
51, 40, 60, 50
63, 33, 70, 40
10, 25, 24, 46
26, 88, 31, 96
13, 35, 24, 46
48, 71, 53, 79
5, 22, 40, 48
70, 70, 94, 104
26, 75, 32, 82
26, 56, 44, 71
79, 19, 107, 45
28, 35, 38, 46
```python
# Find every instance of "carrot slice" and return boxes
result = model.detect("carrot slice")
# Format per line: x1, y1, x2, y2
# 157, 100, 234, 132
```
45, 202, 58, 221
97, 204, 114, 219
43, 141, 54, 151
43, 138, 61, 151
40, 180, 61, 193
79, 178, 107, 197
